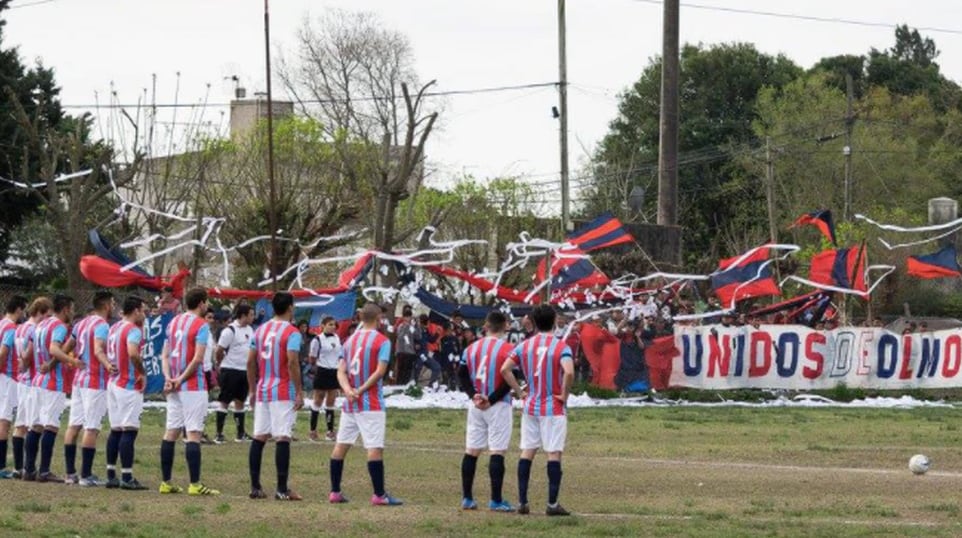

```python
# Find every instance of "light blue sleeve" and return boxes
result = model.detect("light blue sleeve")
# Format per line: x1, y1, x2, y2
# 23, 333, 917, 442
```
94, 323, 109, 341
127, 327, 143, 346
52, 325, 68, 344
287, 331, 302, 352
560, 344, 573, 362
378, 339, 391, 363
459, 348, 468, 366
249, 334, 258, 350
1, 329, 14, 349
195, 324, 210, 344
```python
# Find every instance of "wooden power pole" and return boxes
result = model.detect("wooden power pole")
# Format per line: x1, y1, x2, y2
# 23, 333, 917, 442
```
264, 0, 278, 290
843, 73, 854, 221
657, 0, 680, 226
557, 0, 570, 234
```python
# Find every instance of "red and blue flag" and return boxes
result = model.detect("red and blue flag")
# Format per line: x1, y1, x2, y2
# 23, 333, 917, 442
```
808, 247, 866, 292
568, 213, 634, 252
536, 247, 610, 291
791, 210, 837, 246
907, 246, 962, 279
710, 246, 781, 306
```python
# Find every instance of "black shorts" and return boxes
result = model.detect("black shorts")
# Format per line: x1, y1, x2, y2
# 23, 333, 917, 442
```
218, 369, 249, 403
313, 367, 339, 391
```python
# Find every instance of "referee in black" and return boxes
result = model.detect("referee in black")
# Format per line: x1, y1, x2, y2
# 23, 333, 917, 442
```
213, 305, 255, 444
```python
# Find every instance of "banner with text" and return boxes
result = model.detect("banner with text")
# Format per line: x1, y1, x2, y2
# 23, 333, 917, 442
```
672, 325, 962, 390
143, 313, 174, 394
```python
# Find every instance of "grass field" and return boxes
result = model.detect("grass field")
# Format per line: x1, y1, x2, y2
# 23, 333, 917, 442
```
4, 404, 962, 537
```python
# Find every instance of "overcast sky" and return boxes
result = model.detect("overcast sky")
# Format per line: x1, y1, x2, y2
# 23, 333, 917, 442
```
5, 0, 962, 203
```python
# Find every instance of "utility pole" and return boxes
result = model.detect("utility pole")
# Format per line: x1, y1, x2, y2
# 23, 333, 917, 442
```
843, 73, 854, 221
557, 0, 571, 234
264, 0, 278, 290
657, 0, 680, 226
765, 136, 781, 284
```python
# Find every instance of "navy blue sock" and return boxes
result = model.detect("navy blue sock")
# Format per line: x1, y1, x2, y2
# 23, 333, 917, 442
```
489, 455, 505, 503
12, 436, 23, 471
249, 439, 265, 490
234, 412, 246, 438
547, 461, 563, 505
309, 410, 319, 432
24, 430, 39, 473
215, 410, 227, 436
106, 430, 121, 480
81, 447, 96, 478
276, 441, 290, 493
0, 439, 7, 470
185, 442, 201, 483
160, 440, 175, 482
325, 410, 335, 433
367, 460, 385, 497
461, 454, 477, 500
330, 458, 344, 493
120, 431, 137, 482
517, 458, 532, 505
39, 430, 56, 474
64, 443, 76, 475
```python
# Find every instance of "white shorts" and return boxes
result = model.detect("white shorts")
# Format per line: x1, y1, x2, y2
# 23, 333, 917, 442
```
253, 400, 296, 439
466, 402, 513, 452
14, 384, 36, 428
108, 385, 144, 430
0, 375, 17, 422
38, 389, 67, 428
520, 414, 567, 453
165, 390, 209, 432
68, 388, 108, 430
336, 411, 385, 448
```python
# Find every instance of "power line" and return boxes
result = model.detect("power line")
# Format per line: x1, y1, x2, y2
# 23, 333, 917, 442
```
632, 0, 962, 35
8, 0, 60, 9
60, 82, 560, 110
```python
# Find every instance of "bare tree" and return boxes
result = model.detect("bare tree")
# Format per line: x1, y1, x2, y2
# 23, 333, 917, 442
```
279, 8, 438, 254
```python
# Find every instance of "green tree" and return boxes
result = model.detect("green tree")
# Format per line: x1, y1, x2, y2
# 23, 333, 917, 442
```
584, 42, 801, 268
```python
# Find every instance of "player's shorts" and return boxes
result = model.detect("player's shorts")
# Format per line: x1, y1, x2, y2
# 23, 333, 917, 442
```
68, 388, 107, 430
466, 401, 513, 452
520, 413, 567, 453
253, 400, 296, 439
108, 385, 144, 429
165, 390, 209, 432
217, 369, 249, 404
38, 388, 67, 428
313, 367, 339, 391
0, 375, 18, 422
336, 411, 386, 448
14, 383, 36, 428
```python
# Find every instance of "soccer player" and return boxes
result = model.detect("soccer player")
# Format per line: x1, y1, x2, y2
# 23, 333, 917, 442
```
0, 295, 27, 478
456, 310, 515, 512
214, 304, 255, 444
105, 295, 149, 490
159, 288, 219, 496
246, 292, 303, 501
328, 303, 402, 506
64, 291, 117, 486
12, 296, 50, 479
501, 305, 574, 516
309, 316, 341, 442
29, 294, 79, 483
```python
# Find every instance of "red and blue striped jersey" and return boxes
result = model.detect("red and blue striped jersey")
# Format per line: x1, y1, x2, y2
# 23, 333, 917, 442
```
15, 321, 36, 384
461, 336, 513, 404
340, 329, 391, 413
166, 313, 210, 392
72, 314, 110, 390
108, 321, 144, 392
0, 318, 16, 379
512, 333, 573, 417
250, 320, 302, 402
34, 317, 70, 392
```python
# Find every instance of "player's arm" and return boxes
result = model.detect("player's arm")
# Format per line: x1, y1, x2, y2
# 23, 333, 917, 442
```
174, 326, 208, 386
487, 355, 514, 404
499, 353, 526, 399
456, 349, 476, 397
18, 340, 33, 374
127, 328, 146, 383
49, 327, 81, 368
356, 340, 391, 394
556, 348, 575, 403
160, 341, 172, 381
308, 337, 320, 372
215, 328, 232, 367
336, 355, 354, 400
63, 334, 76, 356
94, 324, 114, 374
0, 329, 11, 373
246, 346, 258, 408
287, 333, 304, 410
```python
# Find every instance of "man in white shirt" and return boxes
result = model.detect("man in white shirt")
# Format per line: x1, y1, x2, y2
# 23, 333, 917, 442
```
213, 305, 255, 444
309, 316, 341, 442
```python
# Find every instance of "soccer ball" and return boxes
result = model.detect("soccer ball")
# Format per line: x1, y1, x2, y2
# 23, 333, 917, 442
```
908, 454, 930, 475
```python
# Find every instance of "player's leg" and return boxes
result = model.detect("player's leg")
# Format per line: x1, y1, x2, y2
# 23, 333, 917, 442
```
22, 387, 41, 479
12, 383, 29, 477
462, 406, 486, 509
38, 390, 64, 482
543, 415, 569, 516
0, 377, 15, 477
79, 389, 107, 485
232, 371, 250, 442
214, 369, 230, 444
183, 391, 217, 495
517, 414, 541, 514
323, 389, 337, 440
117, 388, 146, 490
63, 388, 85, 483
160, 392, 184, 491
0, 418, 9, 477
310, 373, 323, 441
248, 398, 270, 498
486, 402, 514, 511
271, 400, 300, 500
361, 411, 401, 505
233, 400, 248, 442
329, 411, 361, 503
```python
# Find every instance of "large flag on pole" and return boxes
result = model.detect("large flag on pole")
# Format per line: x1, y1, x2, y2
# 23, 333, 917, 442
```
710, 246, 781, 306
907, 246, 962, 279
808, 247, 867, 292
791, 210, 837, 246
567, 213, 634, 252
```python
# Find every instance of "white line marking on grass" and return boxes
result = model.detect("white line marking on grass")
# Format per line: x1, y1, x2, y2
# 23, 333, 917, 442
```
577, 512, 941, 528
